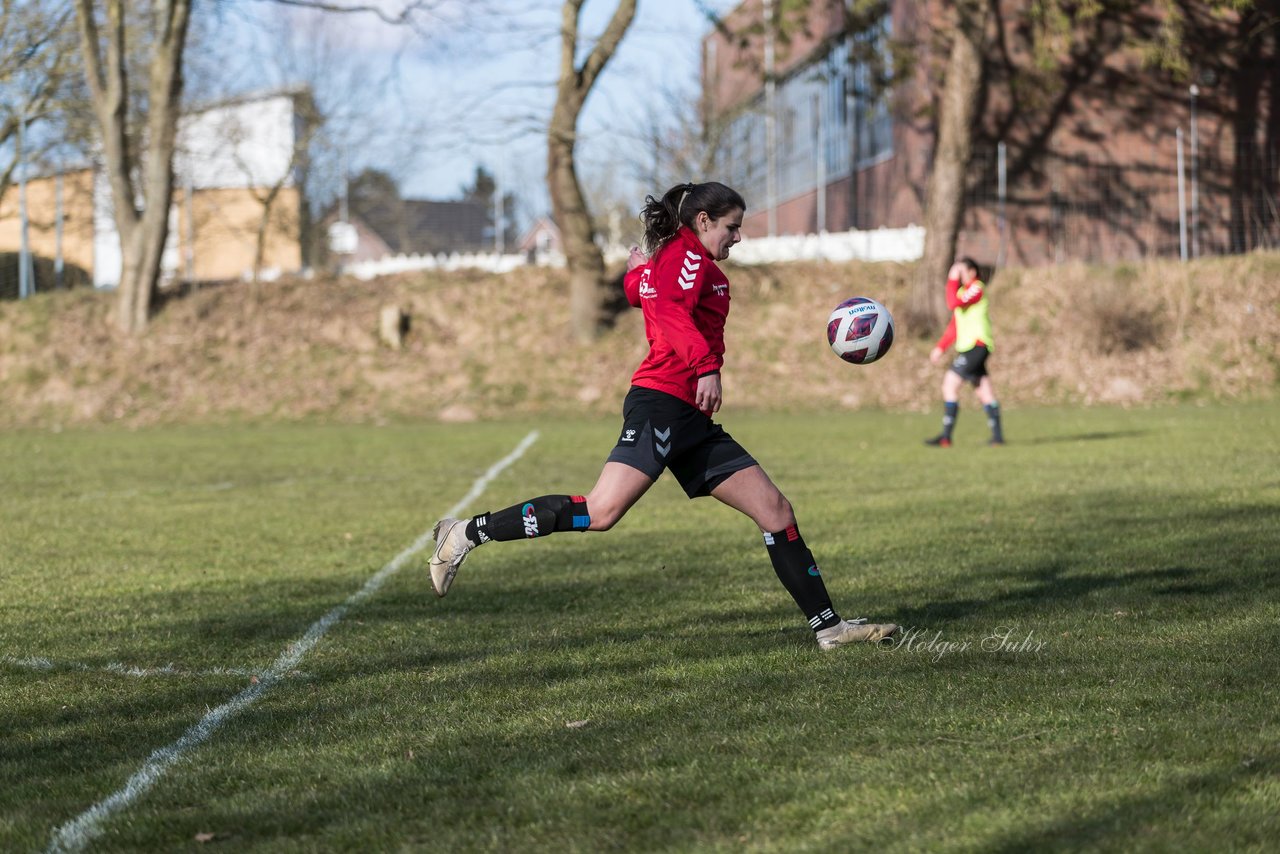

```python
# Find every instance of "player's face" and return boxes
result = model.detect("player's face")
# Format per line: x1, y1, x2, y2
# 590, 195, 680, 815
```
697, 207, 744, 261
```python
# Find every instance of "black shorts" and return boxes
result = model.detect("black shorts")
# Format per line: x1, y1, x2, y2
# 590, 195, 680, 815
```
605, 386, 758, 498
949, 345, 991, 385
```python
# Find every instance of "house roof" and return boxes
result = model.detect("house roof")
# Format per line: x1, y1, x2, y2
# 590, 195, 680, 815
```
354, 198, 491, 255
516, 216, 561, 252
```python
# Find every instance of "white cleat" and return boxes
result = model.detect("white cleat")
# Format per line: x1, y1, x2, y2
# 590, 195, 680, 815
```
428, 518, 477, 598
815, 617, 900, 650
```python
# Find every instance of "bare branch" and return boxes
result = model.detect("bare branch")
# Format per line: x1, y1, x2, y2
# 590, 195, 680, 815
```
250, 0, 441, 27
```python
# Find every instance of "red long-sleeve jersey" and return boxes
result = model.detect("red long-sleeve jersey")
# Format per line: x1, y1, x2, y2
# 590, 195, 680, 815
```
622, 226, 729, 408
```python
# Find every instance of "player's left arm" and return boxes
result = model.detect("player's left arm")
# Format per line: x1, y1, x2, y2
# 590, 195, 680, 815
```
944, 276, 963, 310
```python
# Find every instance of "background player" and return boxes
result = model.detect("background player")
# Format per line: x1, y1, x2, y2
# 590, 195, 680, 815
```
925, 257, 1006, 447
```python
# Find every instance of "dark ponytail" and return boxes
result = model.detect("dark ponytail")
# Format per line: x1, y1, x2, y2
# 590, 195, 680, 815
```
639, 181, 746, 254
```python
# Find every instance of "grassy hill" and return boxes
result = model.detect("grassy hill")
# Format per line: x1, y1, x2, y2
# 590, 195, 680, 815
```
0, 253, 1277, 429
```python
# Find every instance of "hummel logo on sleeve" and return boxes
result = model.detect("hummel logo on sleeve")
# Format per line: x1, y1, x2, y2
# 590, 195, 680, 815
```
679, 251, 701, 291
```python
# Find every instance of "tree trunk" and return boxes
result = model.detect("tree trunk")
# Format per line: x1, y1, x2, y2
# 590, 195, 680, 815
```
548, 0, 636, 344
1266, 11, 1280, 249
74, 0, 192, 335
1229, 10, 1262, 253
253, 183, 284, 294
911, 0, 989, 330
548, 122, 607, 341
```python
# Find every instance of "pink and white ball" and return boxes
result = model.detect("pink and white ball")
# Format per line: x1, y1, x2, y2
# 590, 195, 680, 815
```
826, 297, 895, 365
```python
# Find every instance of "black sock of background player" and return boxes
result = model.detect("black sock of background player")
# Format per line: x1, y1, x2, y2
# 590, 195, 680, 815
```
942, 401, 959, 440
763, 525, 841, 631
465, 495, 590, 543
985, 402, 1004, 443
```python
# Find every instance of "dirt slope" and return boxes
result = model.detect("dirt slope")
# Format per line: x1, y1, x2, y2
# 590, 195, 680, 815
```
1, 254, 1277, 429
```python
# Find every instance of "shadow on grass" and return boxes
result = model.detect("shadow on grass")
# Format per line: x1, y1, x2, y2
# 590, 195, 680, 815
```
15, 493, 1277, 848
987, 753, 1279, 852
891, 497, 1279, 627
889, 563, 1233, 626
1016, 429, 1151, 445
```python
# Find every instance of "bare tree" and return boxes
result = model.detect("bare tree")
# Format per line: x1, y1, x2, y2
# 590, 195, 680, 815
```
1, 0, 86, 202
614, 77, 730, 193
73, 0, 193, 333
73, 0, 452, 333
549, 0, 637, 343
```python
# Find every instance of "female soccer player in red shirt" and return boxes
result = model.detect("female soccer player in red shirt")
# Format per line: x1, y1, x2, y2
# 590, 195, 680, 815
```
428, 181, 898, 650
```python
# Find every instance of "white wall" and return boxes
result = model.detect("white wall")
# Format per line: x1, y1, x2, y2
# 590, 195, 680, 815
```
727, 225, 924, 264
176, 95, 298, 189
339, 225, 924, 281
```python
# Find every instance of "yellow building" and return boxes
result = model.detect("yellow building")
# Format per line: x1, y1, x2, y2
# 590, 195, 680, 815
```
0, 88, 312, 294
0, 170, 96, 293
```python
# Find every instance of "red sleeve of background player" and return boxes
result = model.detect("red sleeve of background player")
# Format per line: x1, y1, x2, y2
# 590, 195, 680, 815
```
935, 316, 957, 352
648, 244, 719, 375
944, 276, 962, 310
948, 278, 985, 309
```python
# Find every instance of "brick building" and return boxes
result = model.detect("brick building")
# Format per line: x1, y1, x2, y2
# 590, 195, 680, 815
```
703, 1, 1279, 267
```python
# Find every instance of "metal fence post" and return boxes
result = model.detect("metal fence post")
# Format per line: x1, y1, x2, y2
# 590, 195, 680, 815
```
1176, 128, 1188, 262
1190, 84, 1199, 257
763, 0, 777, 237
997, 141, 1007, 269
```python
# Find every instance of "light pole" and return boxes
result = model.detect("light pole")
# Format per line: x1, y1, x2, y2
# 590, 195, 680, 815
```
17, 110, 35, 300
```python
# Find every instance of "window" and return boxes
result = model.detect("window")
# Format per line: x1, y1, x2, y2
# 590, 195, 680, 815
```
715, 11, 892, 208
850, 16, 893, 168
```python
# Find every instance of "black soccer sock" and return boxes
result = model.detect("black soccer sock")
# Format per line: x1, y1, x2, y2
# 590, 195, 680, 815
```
466, 495, 590, 543
984, 402, 1004, 443
763, 525, 841, 631
942, 401, 959, 440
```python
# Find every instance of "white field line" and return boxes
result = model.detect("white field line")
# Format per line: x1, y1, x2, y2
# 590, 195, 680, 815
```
2, 655, 304, 680
46, 430, 540, 854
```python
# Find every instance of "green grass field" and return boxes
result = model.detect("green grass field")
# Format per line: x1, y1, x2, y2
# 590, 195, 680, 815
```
3, 402, 1278, 852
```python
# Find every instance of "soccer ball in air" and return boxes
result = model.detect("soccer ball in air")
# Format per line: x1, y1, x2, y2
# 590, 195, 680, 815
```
826, 297, 895, 364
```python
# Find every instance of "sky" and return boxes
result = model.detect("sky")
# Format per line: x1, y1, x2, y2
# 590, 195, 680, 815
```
411, 0, 735, 198
296, 0, 743, 220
